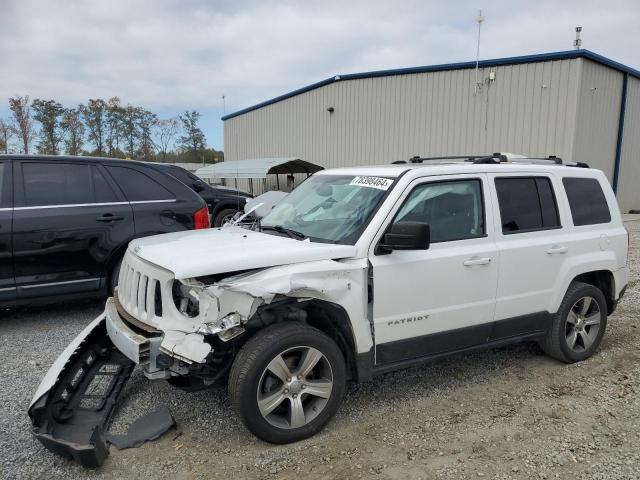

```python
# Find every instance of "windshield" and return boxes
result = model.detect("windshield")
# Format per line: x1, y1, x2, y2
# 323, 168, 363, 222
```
260, 174, 395, 244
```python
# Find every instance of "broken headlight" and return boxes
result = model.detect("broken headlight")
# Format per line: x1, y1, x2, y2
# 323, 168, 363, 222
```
172, 280, 200, 317
197, 312, 242, 335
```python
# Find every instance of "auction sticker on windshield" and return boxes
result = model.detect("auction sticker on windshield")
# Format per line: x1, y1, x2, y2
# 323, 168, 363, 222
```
349, 176, 394, 190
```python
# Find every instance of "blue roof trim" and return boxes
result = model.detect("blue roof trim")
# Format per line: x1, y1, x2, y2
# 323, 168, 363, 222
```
222, 49, 640, 120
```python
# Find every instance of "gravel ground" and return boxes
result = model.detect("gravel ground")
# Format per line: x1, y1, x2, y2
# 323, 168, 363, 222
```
2, 220, 640, 480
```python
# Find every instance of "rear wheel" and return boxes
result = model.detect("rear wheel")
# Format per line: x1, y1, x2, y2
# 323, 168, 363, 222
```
213, 208, 239, 227
541, 282, 607, 363
228, 322, 346, 443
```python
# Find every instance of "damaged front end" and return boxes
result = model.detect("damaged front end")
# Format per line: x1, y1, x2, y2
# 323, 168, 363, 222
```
28, 315, 134, 468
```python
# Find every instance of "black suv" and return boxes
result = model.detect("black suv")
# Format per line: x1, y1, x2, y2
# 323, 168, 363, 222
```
0, 155, 209, 306
147, 163, 252, 226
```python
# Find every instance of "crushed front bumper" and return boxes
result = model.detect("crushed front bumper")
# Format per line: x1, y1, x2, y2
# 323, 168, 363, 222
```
28, 314, 134, 468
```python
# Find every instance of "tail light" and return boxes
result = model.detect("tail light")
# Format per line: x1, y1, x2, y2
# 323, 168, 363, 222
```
193, 206, 210, 230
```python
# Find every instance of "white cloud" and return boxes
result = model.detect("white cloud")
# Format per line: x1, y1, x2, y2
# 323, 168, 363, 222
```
1, 0, 639, 121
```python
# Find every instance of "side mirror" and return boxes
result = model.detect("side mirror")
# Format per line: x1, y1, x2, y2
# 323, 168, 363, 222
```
378, 221, 430, 253
193, 180, 206, 193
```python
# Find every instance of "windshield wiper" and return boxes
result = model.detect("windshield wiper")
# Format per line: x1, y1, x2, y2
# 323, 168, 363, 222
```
262, 225, 307, 240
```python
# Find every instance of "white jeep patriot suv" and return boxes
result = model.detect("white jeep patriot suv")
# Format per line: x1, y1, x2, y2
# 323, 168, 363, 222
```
30, 155, 629, 465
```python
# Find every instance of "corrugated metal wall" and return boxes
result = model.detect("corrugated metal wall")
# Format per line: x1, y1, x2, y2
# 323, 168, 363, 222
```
572, 59, 624, 181
617, 76, 640, 212
224, 57, 637, 205
224, 58, 585, 194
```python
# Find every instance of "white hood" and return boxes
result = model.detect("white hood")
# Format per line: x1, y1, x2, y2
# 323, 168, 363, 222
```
129, 226, 358, 279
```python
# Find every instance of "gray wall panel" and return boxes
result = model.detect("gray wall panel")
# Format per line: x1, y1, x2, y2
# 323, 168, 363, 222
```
572, 59, 624, 180
617, 76, 640, 212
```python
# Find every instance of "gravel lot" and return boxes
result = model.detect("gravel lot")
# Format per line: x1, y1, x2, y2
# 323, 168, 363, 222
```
2, 219, 639, 480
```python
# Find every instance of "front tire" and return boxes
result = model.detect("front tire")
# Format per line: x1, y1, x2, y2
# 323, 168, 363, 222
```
541, 281, 608, 363
228, 322, 346, 444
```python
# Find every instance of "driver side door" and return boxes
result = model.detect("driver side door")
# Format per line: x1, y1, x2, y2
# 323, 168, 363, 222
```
369, 174, 499, 365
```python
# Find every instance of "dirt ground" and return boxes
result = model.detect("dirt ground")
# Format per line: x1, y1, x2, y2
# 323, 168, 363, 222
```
4, 220, 640, 480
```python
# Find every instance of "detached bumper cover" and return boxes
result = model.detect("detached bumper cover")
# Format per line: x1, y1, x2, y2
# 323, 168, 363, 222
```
28, 314, 135, 468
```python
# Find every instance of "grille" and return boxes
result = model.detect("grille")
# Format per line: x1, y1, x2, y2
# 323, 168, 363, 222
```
117, 255, 162, 322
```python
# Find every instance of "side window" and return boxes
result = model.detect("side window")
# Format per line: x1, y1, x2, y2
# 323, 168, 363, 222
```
92, 166, 118, 203
22, 162, 93, 206
562, 177, 611, 226
495, 177, 560, 234
106, 166, 174, 202
394, 179, 485, 242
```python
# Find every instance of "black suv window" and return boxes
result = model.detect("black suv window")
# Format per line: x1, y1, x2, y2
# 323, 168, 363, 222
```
394, 179, 485, 242
168, 166, 199, 185
562, 177, 611, 226
22, 162, 93, 206
0, 163, 6, 207
495, 177, 560, 234
92, 166, 118, 203
106, 166, 174, 202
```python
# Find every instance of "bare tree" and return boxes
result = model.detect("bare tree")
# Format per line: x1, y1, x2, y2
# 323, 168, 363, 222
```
0, 119, 12, 154
32, 98, 65, 155
61, 108, 85, 156
8, 95, 35, 154
153, 117, 179, 159
138, 109, 157, 160
80, 99, 107, 155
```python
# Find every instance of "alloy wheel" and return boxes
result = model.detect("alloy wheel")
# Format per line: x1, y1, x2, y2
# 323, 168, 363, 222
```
257, 346, 333, 429
565, 296, 601, 352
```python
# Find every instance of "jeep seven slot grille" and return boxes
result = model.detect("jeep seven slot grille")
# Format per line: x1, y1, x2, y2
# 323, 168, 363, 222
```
117, 257, 162, 321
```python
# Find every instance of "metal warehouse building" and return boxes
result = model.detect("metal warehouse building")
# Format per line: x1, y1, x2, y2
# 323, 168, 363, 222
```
221, 50, 640, 212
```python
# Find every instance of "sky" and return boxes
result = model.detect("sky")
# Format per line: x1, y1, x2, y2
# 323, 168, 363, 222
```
1, 0, 639, 151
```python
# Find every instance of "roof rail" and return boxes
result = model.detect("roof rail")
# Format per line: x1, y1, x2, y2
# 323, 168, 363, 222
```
393, 153, 589, 168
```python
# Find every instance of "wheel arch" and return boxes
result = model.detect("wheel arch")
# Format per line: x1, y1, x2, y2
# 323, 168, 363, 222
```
571, 270, 616, 315
246, 297, 362, 381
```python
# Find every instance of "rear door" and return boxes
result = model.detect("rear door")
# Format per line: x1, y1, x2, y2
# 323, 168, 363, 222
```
103, 165, 193, 234
0, 159, 15, 301
12, 160, 134, 298
489, 173, 569, 335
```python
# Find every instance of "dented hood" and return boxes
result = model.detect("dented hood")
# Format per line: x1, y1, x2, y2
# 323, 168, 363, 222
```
129, 226, 357, 279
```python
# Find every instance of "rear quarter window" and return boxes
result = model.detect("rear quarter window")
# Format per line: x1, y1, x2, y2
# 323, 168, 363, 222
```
562, 177, 611, 226
106, 166, 174, 202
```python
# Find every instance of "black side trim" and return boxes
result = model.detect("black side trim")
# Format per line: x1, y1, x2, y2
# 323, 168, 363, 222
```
490, 312, 551, 340
376, 323, 493, 365
375, 312, 550, 367
372, 331, 545, 377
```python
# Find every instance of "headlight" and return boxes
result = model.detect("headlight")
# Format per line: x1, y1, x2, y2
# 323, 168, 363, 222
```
197, 312, 242, 335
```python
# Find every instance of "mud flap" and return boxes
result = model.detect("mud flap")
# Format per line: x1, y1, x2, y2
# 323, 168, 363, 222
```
28, 316, 134, 468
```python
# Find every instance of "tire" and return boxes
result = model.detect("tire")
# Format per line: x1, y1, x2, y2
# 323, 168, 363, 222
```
540, 281, 608, 363
228, 322, 346, 444
109, 258, 122, 295
213, 208, 239, 227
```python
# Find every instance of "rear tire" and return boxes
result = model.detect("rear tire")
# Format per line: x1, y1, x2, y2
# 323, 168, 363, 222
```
213, 208, 239, 227
540, 281, 607, 363
228, 322, 346, 444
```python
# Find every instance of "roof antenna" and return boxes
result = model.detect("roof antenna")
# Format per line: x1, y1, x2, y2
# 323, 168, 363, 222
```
574, 26, 582, 50
474, 10, 484, 94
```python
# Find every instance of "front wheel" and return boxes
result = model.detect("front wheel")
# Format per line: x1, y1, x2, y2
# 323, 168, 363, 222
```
228, 322, 346, 443
541, 281, 608, 363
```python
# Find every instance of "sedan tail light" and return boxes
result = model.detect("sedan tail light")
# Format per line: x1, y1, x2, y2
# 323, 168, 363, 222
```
193, 206, 211, 229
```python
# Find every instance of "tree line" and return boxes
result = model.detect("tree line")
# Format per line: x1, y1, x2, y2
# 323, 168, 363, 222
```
0, 95, 223, 163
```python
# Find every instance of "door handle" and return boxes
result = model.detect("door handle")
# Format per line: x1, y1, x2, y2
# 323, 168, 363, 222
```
546, 245, 569, 255
463, 257, 491, 266
96, 214, 124, 222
